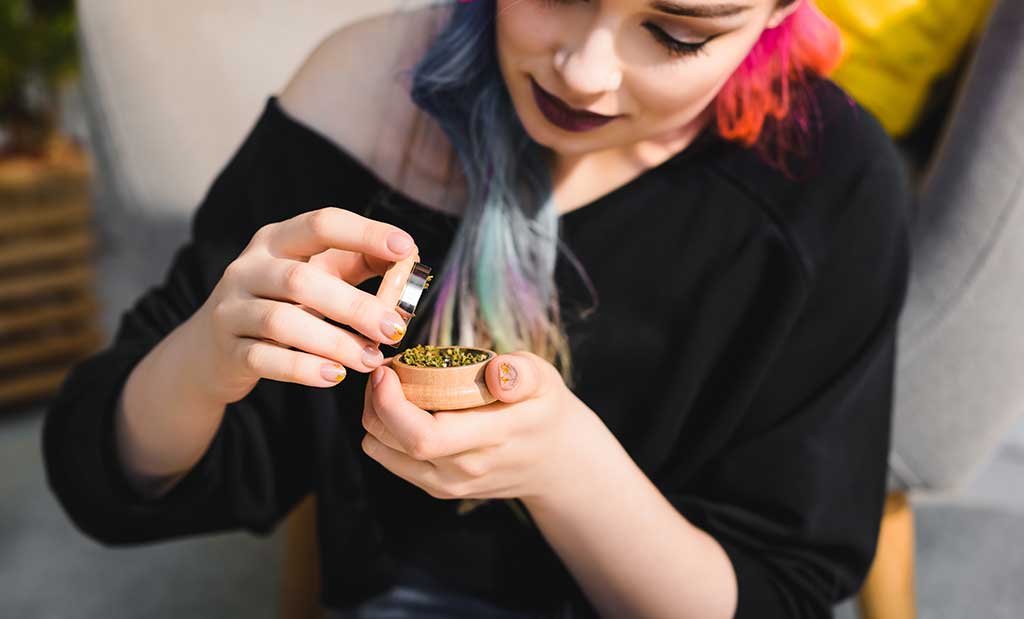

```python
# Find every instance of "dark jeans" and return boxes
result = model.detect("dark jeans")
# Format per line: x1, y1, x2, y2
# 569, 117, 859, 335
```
328, 583, 577, 619
327, 558, 585, 618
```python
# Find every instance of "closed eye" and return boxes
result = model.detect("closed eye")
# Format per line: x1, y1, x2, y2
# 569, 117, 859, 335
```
642, 22, 712, 58
538, 0, 715, 59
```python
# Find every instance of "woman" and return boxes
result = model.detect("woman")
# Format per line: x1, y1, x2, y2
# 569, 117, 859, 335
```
42, 0, 913, 617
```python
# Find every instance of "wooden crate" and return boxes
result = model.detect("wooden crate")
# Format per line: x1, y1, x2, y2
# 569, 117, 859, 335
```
0, 139, 104, 412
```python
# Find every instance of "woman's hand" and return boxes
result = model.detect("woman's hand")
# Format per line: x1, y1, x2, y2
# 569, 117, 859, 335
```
190, 206, 419, 405
361, 351, 593, 503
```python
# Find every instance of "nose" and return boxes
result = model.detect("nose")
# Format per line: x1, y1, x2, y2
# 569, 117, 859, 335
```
554, 26, 623, 97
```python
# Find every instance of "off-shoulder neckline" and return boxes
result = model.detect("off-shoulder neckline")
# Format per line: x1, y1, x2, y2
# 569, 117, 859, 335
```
264, 94, 715, 224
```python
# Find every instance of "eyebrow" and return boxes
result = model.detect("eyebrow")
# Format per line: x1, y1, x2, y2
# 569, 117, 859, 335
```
648, 1, 753, 18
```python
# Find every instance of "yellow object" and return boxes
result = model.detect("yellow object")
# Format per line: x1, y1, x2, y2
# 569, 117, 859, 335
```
816, 0, 996, 137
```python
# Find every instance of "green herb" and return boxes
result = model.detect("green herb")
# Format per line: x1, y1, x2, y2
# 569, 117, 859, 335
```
399, 344, 488, 368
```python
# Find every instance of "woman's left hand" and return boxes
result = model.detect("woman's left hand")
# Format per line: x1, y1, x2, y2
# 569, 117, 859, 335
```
361, 351, 591, 503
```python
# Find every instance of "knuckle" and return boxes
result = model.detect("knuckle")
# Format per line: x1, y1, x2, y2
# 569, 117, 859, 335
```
334, 332, 350, 358
242, 343, 264, 373
252, 223, 276, 245
287, 352, 304, 382
282, 262, 311, 296
456, 456, 487, 479
425, 480, 460, 500
445, 482, 471, 499
210, 299, 231, 328
222, 259, 243, 283
361, 409, 375, 434
345, 291, 371, 323
408, 435, 435, 461
258, 304, 286, 338
362, 223, 378, 250
425, 485, 448, 500
307, 208, 333, 239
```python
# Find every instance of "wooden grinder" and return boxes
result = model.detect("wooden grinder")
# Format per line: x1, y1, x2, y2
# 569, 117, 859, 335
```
374, 254, 497, 411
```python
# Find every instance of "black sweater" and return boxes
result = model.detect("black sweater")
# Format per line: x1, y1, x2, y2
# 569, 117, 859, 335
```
43, 77, 913, 617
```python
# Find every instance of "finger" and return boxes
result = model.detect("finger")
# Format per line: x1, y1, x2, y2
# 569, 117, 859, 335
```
369, 364, 439, 460
363, 407, 406, 453
263, 207, 417, 262
484, 352, 546, 404
244, 259, 409, 346
421, 406, 509, 457
296, 304, 325, 320
362, 384, 407, 453
231, 298, 384, 373
361, 433, 439, 493
369, 364, 507, 459
308, 248, 394, 287
308, 248, 410, 287
235, 337, 351, 388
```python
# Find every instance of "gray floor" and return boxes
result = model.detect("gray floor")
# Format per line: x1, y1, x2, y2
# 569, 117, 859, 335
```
0, 411, 280, 619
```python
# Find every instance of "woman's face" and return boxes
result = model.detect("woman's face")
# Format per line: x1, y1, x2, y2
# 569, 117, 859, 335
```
495, 0, 799, 159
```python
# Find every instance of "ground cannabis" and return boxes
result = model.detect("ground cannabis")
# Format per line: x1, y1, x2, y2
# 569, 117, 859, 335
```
399, 344, 489, 367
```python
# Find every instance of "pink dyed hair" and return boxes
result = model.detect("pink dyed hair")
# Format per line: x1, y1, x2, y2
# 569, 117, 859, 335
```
715, 0, 844, 171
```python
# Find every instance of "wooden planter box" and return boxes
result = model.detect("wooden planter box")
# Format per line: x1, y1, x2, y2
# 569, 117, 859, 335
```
0, 138, 103, 412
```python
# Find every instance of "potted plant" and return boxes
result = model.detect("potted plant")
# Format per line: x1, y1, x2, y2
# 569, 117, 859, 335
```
0, 0, 80, 157
0, 0, 101, 412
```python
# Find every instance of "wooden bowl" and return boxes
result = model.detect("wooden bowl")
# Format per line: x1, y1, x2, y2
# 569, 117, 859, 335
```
388, 347, 497, 411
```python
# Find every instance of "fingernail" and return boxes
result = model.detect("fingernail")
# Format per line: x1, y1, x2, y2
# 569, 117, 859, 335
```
362, 344, 384, 367
321, 363, 346, 384
498, 362, 518, 390
380, 312, 407, 342
387, 231, 414, 254
372, 366, 385, 387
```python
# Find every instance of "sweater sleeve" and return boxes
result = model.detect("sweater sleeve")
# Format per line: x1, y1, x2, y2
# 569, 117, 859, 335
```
41, 100, 316, 545
664, 155, 913, 617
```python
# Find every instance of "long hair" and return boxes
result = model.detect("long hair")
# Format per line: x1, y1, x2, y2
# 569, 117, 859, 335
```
392, 0, 843, 384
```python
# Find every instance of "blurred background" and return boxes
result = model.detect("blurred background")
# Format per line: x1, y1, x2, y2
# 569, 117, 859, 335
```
0, 0, 1021, 617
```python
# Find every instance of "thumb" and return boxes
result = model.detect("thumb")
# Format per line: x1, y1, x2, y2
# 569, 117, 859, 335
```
485, 352, 546, 404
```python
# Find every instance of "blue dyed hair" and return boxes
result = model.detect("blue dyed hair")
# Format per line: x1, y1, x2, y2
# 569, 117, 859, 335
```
391, 0, 597, 387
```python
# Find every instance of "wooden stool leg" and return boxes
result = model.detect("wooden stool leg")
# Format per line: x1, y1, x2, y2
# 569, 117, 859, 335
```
857, 491, 917, 619
280, 494, 325, 619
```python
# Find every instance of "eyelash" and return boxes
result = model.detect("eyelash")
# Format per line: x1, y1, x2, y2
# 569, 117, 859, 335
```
537, 0, 711, 59
643, 23, 710, 58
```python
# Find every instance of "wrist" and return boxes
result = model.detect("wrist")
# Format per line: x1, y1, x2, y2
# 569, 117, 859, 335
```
525, 401, 614, 510
170, 313, 241, 408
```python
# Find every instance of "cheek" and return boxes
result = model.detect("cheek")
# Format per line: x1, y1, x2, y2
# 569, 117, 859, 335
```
629, 65, 722, 120
630, 36, 760, 121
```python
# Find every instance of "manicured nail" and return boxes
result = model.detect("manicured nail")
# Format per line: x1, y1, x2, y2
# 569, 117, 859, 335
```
387, 231, 414, 254
362, 345, 384, 367
321, 363, 346, 384
372, 366, 385, 387
380, 312, 407, 342
498, 362, 517, 390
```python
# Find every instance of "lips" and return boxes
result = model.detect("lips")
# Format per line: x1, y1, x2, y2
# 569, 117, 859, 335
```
530, 77, 619, 133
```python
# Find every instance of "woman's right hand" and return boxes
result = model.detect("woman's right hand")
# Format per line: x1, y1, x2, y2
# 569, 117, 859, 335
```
189, 206, 420, 404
